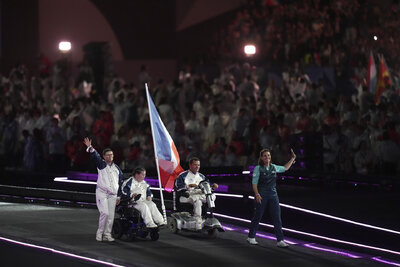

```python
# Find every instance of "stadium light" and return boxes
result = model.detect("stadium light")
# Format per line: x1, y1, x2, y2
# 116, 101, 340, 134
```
244, 44, 256, 56
58, 41, 71, 53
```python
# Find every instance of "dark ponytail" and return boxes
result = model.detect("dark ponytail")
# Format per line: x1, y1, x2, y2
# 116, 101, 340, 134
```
258, 148, 270, 166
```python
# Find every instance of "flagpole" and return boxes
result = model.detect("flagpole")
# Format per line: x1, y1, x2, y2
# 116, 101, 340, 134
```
145, 83, 167, 223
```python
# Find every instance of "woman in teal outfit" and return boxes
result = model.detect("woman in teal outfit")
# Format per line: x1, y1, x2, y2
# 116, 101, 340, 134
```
247, 148, 296, 248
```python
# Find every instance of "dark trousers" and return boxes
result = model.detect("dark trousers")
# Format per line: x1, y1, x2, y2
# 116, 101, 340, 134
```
248, 194, 284, 241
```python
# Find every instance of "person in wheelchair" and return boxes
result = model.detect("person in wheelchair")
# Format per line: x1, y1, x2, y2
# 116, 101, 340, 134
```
175, 157, 218, 229
120, 167, 165, 228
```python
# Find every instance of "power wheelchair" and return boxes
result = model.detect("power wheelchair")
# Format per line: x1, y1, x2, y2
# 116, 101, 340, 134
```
112, 194, 160, 241
167, 180, 224, 238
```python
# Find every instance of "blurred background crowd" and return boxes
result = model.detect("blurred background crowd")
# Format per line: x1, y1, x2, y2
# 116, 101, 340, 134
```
0, 0, 399, 178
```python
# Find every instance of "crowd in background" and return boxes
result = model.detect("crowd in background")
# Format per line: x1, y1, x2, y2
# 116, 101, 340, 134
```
211, 0, 400, 72
0, 0, 399, 177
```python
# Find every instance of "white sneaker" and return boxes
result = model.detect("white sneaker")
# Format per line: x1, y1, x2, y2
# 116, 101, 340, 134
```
96, 233, 102, 242
277, 240, 289, 248
102, 235, 115, 242
247, 238, 258, 245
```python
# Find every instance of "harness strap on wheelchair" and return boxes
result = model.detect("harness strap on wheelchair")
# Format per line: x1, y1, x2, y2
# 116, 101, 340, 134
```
173, 190, 176, 211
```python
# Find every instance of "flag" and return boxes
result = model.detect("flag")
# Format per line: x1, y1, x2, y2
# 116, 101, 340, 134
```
367, 51, 377, 93
146, 88, 183, 192
375, 55, 392, 104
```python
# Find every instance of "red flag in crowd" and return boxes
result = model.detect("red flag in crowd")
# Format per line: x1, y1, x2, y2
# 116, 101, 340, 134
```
375, 55, 392, 104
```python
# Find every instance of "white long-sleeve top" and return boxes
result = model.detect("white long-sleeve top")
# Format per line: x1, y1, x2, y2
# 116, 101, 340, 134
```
87, 147, 123, 195
121, 177, 152, 202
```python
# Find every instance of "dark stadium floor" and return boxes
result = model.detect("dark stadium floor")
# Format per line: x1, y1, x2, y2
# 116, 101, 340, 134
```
0, 202, 398, 267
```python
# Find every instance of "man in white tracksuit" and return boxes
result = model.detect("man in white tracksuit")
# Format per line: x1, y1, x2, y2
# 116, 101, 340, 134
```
83, 137, 123, 242
120, 167, 165, 228
175, 157, 218, 229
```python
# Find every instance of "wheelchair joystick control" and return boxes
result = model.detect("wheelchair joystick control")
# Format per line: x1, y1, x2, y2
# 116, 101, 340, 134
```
183, 190, 190, 198
133, 194, 141, 202
168, 180, 224, 236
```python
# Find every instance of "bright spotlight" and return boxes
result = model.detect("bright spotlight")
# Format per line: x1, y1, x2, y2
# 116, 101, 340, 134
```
373, 35, 378, 41
244, 44, 256, 55
58, 41, 71, 52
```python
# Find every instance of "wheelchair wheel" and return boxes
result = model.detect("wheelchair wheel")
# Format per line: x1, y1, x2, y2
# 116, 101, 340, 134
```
150, 231, 159, 241
167, 217, 179, 233
112, 219, 123, 239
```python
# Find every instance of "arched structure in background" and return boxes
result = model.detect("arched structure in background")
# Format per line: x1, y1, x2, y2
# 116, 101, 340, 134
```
39, 0, 123, 64
176, 0, 243, 31
1, 0, 243, 82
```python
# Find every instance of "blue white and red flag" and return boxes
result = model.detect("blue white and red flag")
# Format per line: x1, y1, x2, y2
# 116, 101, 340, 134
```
146, 86, 183, 192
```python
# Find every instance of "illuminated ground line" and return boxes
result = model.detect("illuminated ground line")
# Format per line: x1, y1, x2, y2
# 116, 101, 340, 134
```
222, 223, 400, 265
279, 203, 400, 235
372, 257, 400, 266
54, 177, 96, 185
214, 193, 244, 198
303, 243, 362, 258
213, 212, 400, 256
249, 195, 400, 235
54, 177, 400, 236
0, 236, 125, 267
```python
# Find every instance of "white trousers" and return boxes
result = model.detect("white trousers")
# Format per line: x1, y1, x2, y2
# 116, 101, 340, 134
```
133, 200, 164, 228
180, 193, 216, 217
96, 188, 117, 237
